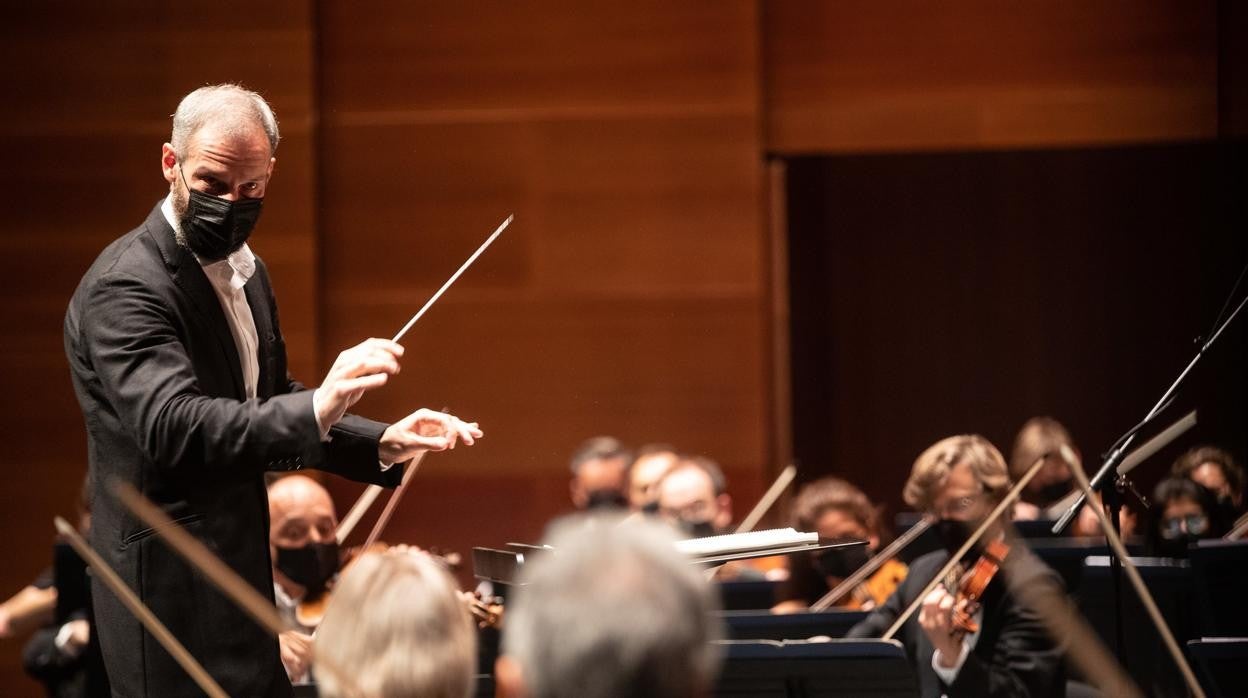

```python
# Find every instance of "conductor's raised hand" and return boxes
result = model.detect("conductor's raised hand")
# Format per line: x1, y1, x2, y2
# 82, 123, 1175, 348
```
379, 408, 483, 465
314, 338, 403, 429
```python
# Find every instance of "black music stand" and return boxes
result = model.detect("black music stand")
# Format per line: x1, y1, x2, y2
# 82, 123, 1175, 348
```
1189, 539, 1248, 637
713, 639, 917, 698
718, 609, 870, 642
1077, 556, 1195, 697
1185, 637, 1248, 698
718, 579, 781, 611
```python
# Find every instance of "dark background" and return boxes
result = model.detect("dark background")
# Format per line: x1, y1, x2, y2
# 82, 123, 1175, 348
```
787, 144, 1248, 521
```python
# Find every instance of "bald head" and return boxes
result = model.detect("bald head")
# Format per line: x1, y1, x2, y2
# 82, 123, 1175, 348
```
268, 475, 337, 549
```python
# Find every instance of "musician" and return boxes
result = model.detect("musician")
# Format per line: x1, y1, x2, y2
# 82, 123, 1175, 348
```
625, 443, 678, 511
1148, 475, 1229, 557
772, 477, 907, 612
847, 435, 1065, 698
655, 455, 733, 537
1171, 445, 1244, 516
1009, 417, 1079, 521
64, 84, 482, 697
568, 436, 632, 510
495, 514, 723, 698
315, 548, 476, 698
267, 474, 340, 681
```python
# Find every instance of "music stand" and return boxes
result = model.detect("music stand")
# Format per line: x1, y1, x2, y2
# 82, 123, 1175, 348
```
1078, 556, 1195, 697
713, 639, 917, 698
718, 579, 781, 611
718, 609, 870, 642
1185, 637, 1248, 698
1189, 539, 1248, 637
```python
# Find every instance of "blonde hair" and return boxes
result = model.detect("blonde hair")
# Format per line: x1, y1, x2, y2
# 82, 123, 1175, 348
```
315, 550, 476, 698
1009, 417, 1074, 481
903, 435, 1011, 512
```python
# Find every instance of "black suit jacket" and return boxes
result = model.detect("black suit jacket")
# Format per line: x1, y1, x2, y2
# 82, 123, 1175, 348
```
847, 548, 1066, 698
64, 203, 404, 697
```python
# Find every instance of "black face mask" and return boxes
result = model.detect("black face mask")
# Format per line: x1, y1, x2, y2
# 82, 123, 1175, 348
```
1036, 479, 1074, 506
178, 167, 263, 261
275, 541, 339, 594
678, 518, 717, 539
585, 488, 628, 510
934, 518, 979, 557
815, 543, 871, 580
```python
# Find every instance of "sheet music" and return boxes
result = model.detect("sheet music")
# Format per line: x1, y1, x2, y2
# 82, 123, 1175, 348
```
675, 527, 818, 558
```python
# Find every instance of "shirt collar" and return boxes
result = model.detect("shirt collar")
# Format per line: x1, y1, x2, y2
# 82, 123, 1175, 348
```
161, 194, 256, 291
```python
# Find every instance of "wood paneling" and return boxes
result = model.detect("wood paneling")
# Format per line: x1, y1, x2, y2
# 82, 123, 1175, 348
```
0, 4, 317, 692
764, 0, 1218, 153
315, 2, 770, 555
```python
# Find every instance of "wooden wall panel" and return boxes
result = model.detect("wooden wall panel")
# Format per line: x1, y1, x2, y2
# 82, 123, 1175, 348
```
315, 2, 770, 556
764, 0, 1218, 153
0, 4, 317, 692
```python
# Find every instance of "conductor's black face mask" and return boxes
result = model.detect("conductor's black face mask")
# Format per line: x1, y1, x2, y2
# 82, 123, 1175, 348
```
176, 165, 263, 261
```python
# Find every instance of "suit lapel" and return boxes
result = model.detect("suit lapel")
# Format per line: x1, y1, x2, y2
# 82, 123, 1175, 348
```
146, 204, 247, 400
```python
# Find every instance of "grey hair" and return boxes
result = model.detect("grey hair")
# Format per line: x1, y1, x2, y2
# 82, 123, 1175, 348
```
502, 513, 723, 698
170, 84, 280, 159
315, 550, 476, 698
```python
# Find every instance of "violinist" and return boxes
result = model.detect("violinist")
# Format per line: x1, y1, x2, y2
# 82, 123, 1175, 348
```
847, 435, 1066, 698
772, 477, 907, 612
267, 475, 340, 681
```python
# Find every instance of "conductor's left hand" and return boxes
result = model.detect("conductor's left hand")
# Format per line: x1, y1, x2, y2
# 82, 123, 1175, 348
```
379, 408, 483, 465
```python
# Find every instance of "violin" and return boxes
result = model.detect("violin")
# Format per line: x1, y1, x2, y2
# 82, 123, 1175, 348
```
946, 539, 1010, 634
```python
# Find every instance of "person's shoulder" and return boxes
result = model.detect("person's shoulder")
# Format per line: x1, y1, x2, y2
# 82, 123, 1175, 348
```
79, 206, 167, 283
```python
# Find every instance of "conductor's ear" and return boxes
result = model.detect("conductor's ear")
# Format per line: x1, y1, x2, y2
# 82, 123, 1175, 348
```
494, 655, 527, 698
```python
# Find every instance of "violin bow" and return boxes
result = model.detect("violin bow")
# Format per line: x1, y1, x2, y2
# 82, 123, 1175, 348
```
336, 215, 510, 543
881, 453, 1048, 640
53, 517, 228, 698
336, 484, 383, 544
811, 516, 932, 612
1061, 444, 1207, 698
361, 448, 429, 552
110, 480, 360, 696
734, 464, 796, 534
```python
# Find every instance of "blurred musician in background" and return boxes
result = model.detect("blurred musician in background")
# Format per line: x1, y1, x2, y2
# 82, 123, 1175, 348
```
567, 436, 632, 510
625, 443, 679, 512
848, 435, 1065, 698
1148, 475, 1231, 558
1171, 445, 1245, 519
6, 481, 108, 697
772, 477, 907, 613
1009, 417, 1080, 522
315, 548, 477, 698
1010, 417, 1139, 538
495, 514, 723, 698
655, 455, 733, 538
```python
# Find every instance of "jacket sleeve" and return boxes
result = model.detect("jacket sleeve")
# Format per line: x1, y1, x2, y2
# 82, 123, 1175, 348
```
944, 566, 1066, 698
82, 271, 324, 475
845, 571, 912, 639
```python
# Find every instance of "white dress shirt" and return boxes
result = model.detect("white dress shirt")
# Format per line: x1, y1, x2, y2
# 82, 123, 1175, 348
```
161, 196, 259, 400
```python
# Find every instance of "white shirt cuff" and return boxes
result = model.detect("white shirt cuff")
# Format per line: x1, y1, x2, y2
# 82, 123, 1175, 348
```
54, 622, 85, 659
931, 639, 971, 685
310, 389, 332, 442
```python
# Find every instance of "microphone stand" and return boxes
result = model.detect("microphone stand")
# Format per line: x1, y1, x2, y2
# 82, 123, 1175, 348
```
1052, 288, 1248, 663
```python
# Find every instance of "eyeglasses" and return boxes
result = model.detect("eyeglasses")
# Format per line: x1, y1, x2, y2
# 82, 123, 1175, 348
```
1160, 514, 1209, 540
